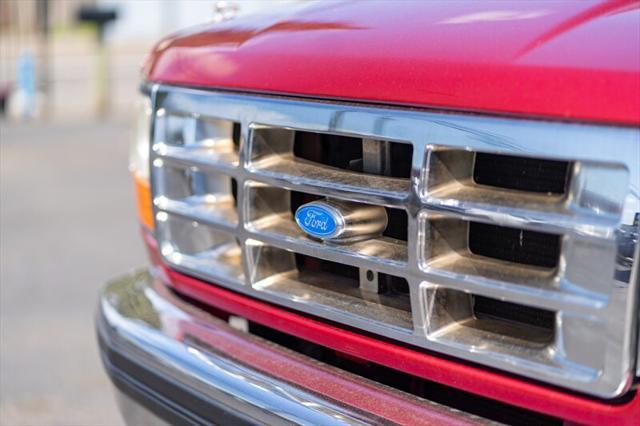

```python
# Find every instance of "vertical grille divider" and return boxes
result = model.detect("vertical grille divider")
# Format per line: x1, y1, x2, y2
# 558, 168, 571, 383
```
408, 142, 429, 336
238, 119, 252, 288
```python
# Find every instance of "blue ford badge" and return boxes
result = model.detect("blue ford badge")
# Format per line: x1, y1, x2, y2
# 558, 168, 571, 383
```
295, 199, 387, 242
295, 202, 342, 239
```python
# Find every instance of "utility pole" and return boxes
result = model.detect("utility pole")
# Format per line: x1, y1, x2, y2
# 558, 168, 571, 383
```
76, 6, 118, 118
35, 0, 50, 118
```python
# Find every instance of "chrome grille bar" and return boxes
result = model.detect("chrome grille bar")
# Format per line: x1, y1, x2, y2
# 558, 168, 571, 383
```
149, 84, 639, 398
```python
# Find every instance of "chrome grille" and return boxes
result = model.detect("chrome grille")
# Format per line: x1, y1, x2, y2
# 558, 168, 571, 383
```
149, 84, 639, 398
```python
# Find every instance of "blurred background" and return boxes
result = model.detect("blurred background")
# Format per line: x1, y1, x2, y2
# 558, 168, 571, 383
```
0, 1, 302, 424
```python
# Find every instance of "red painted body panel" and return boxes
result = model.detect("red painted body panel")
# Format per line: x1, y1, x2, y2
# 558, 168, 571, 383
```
144, 0, 640, 124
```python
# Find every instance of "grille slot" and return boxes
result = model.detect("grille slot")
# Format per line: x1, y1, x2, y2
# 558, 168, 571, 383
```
153, 162, 238, 227
421, 215, 557, 288
157, 213, 243, 284
427, 287, 555, 348
468, 222, 561, 268
162, 112, 240, 150
245, 182, 409, 265
248, 243, 413, 329
150, 85, 640, 398
473, 152, 570, 194
250, 126, 412, 201
426, 148, 571, 197
295, 254, 411, 312
153, 111, 240, 170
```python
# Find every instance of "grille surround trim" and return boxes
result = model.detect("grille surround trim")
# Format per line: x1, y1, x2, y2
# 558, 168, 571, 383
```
149, 84, 639, 398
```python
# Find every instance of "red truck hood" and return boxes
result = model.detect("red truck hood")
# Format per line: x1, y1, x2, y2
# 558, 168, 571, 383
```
144, 0, 640, 125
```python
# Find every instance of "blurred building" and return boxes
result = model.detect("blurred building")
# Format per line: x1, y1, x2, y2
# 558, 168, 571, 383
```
0, 0, 304, 121
1, 0, 92, 33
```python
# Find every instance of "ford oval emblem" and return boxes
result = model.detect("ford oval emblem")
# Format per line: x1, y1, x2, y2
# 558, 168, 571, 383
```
295, 202, 343, 239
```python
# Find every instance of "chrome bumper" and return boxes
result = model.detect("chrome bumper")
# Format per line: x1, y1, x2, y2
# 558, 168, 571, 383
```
96, 269, 484, 425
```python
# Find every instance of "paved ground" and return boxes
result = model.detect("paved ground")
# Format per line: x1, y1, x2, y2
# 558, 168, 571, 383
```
0, 119, 146, 425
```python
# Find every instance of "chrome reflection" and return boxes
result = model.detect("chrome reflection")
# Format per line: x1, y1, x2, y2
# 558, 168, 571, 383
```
100, 271, 368, 425
148, 84, 640, 398
98, 270, 479, 425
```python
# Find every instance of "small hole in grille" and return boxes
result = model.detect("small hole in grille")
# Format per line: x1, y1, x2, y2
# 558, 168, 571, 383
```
473, 152, 570, 194
468, 222, 561, 268
293, 131, 412, 178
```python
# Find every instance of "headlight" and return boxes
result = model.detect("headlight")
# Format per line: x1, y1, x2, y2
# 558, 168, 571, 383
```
130, 94, 152, 180
130, 92, 154, 229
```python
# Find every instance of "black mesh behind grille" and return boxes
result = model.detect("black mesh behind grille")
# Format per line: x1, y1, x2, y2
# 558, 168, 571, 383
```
388, 142, 413, 178
473, 152, 570, 194
230, 178, 238, 204
294, 132, 363, 172
295, 254, 410, 311
232, 122, 242, 150
468, 222, 560, 268
295, 254, 360, 286
378, 272, 410, 295
290, 191, 322, 214
473, 296, 555, 330
383, 208, 408, 241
